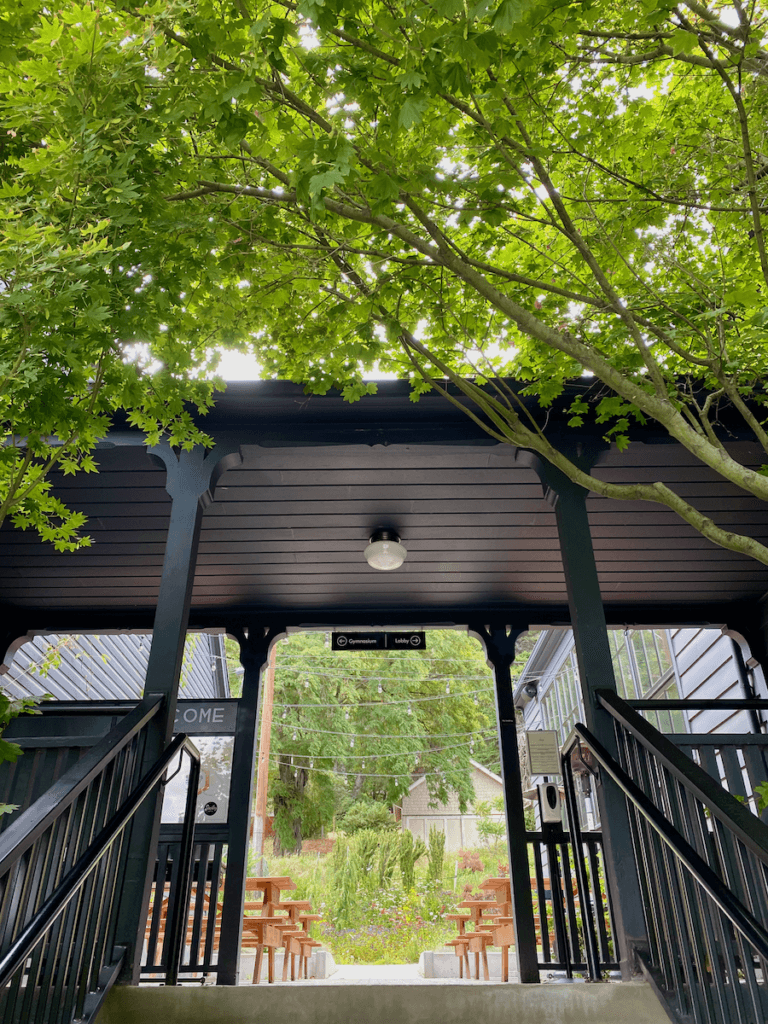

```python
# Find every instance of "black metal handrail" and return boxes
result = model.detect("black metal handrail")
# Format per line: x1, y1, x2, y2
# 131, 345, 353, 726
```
567, 724, 768, 960
0, 694, 201, 1023
0, 732, 200, 987
597, 688, 768, 867
0, 695, 163, 876
30, 701, 141, 716
560, 739, 603, 980
569, 688, 768, 1024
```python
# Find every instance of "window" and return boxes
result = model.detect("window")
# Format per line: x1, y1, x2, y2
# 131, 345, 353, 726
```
537, 629, 683, 747
608, 629, 685, 733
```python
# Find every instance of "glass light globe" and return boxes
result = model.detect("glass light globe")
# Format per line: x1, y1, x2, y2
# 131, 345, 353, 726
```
364, 530, 407, 571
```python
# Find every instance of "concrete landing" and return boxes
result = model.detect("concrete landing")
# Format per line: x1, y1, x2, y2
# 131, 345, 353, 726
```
317, 962, 421, 982
98, 980, 670, 1024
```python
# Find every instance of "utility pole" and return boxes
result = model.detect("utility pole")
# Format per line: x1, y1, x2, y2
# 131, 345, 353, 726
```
252, 641, 276, 870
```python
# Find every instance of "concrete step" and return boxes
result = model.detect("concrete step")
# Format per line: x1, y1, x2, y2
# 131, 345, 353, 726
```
98, 980, 669, 1024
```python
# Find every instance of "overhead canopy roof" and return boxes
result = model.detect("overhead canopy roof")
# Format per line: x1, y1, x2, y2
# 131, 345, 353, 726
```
1, 381, 766, 633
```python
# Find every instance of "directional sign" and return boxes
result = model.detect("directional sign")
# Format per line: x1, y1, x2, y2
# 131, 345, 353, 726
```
332, 632, 385, 651
332, 632, 426, 651
174, 701, 238, 735
387, 632, 426, 650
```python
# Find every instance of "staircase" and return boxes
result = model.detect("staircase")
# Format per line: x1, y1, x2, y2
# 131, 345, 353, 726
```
98, 980, 669, 1024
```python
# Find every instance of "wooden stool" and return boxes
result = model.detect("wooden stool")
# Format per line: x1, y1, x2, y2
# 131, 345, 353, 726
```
242, 917, 293, 983
300, 936, 323, 978
466, 929, 493, 980
479, 916, 514, 982
281, 929, 307, 981
445, 936, 471, 978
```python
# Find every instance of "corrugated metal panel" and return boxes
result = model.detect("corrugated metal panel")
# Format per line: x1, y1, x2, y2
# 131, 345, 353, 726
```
1, 633, 229, 702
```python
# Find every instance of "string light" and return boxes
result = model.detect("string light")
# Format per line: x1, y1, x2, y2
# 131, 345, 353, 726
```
377, 683, 383, 695
445, 683, 450, 694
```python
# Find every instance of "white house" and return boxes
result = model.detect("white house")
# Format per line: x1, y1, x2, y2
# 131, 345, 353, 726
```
398, 759, 505, 852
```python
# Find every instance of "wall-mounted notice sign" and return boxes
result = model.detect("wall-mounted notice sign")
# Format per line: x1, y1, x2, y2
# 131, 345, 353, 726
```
525, 730, 562, 775
331, 632, 426, 651
174, 701, 238, 735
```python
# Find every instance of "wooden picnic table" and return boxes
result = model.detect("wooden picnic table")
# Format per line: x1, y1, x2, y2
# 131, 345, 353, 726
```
242, 877, 297, 984
276, 905, 320, 981
456, 900, 497, 980
278, 899, 313, 922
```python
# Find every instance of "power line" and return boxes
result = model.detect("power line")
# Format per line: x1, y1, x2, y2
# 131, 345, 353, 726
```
275, 670, 494, 683
274, 686, 494, 709
270, 724, 497, 739
270, 738, 482, 760
270, 757, 469, 780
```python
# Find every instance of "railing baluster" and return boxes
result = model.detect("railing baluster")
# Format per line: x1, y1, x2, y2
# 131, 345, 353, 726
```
188, 843, 208, 968
531, 839, 550, 964
586, 841, 610, 963
206, 842, 224, 970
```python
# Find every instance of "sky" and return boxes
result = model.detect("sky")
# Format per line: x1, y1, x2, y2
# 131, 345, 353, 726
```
214, 348, 399, 382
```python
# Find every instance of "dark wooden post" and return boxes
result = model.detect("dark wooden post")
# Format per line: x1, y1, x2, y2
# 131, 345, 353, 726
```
469, 624, 539, 984
217, 625, 285, 986
525, 454, 650, 977
114, 442, 241, 983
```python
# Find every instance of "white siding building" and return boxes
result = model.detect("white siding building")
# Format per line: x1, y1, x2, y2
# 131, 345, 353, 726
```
399, 759, 505, 852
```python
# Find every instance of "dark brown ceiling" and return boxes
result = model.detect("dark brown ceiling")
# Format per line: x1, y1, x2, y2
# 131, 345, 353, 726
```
1, 382, 766, 631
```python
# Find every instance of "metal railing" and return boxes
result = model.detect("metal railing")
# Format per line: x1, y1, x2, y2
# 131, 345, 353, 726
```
564, 689, 768, 1023
0, 696, 200, 1023
141, 830, 226, 980
524, 829, 617, 978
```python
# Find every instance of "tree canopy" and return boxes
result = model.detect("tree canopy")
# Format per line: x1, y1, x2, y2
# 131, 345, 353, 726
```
4, 0, 768, 561
261, 630, 502, 853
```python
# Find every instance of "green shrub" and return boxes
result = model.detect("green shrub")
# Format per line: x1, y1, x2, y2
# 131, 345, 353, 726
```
475, 797, 506, 848
377, 831, 399, 887
399, 830, 427, 891
340, 799, 398, 834
329, 835, 359, 928
427, 826, 445, 884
